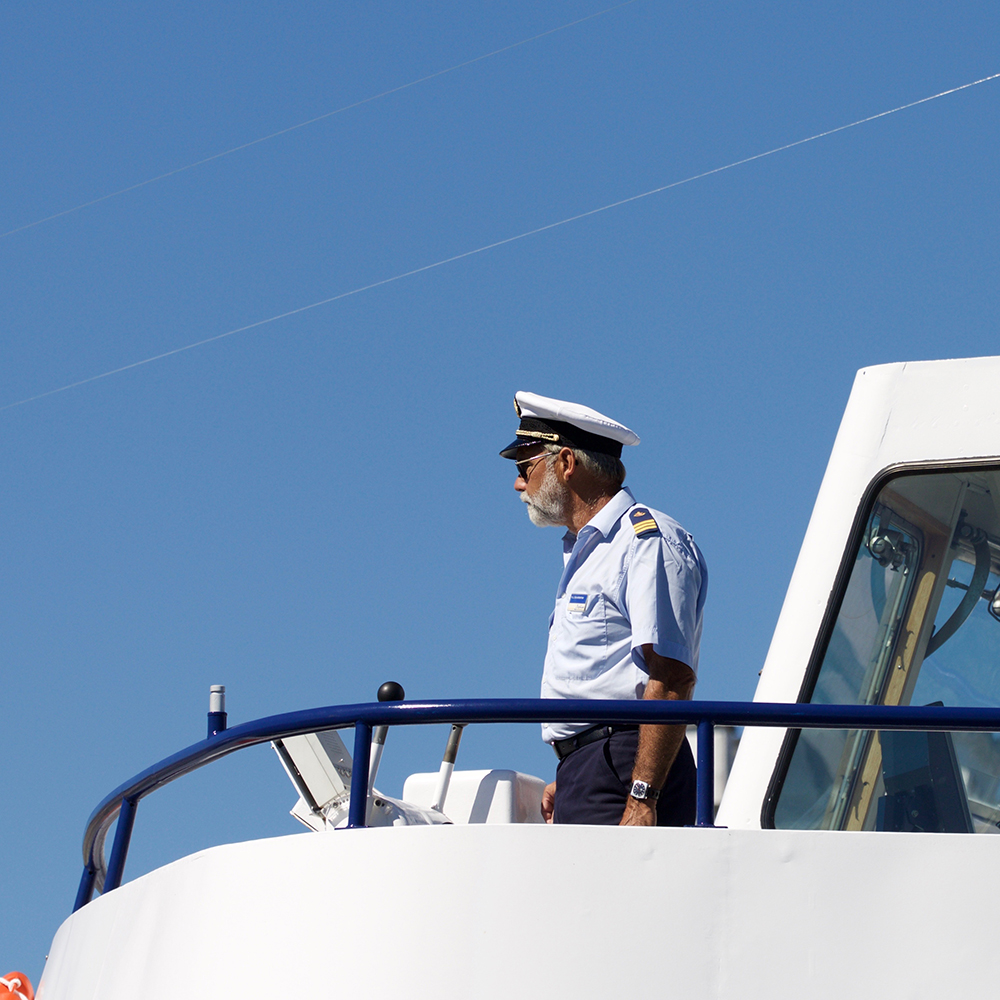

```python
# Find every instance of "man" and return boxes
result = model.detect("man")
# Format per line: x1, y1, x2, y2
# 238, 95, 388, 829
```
500, 392, 707, 827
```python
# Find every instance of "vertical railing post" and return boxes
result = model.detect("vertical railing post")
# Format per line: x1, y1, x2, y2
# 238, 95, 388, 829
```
695, 718, 716, 827
347, 721, 372, 829
103, 797, 138, 892
207, 684, 227, 738
73, 864, 97, 912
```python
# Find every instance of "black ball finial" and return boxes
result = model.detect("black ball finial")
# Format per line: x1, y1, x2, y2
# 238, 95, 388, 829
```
377, 681, 405, 702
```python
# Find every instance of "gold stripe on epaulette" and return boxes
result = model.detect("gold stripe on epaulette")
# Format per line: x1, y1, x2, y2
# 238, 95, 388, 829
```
632, 519, 658, 534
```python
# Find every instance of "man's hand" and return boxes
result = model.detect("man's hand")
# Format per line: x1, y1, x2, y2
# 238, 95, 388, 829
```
620, 796, 657, 827
541, 781, 557, 823
620, 645, 696, 826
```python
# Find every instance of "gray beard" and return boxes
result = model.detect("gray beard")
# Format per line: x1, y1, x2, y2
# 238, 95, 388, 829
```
522, 465, 569, 527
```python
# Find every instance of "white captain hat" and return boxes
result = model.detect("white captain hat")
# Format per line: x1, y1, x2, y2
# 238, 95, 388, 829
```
499, 391, 640, 460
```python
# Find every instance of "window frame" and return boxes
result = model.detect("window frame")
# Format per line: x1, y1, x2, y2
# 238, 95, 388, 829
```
761, 458, 1000, 829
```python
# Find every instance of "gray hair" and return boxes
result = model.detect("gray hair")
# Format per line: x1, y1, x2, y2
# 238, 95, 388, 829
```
543, 443, 626, 490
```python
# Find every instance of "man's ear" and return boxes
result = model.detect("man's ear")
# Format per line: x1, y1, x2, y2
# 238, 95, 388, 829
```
557, 447, 576, 480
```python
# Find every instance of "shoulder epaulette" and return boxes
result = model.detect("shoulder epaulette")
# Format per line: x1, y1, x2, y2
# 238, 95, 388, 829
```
629, 507, 659, 537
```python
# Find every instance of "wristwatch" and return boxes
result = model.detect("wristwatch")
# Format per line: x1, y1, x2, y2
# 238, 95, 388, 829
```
629, 779, 660, 802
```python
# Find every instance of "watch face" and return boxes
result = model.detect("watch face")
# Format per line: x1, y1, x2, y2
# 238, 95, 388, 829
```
631, 781, 649, 800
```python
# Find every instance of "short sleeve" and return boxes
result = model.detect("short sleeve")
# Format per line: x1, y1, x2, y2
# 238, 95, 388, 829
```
623, 530, 705, 674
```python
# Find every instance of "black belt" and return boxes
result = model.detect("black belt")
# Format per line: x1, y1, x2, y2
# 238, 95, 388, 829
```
552, 724, 639, 761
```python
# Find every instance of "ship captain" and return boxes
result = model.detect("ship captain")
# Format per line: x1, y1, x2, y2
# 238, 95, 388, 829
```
500, 392, 708, 826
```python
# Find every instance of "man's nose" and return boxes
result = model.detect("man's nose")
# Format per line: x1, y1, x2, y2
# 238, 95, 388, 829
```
514, 475, 527, 492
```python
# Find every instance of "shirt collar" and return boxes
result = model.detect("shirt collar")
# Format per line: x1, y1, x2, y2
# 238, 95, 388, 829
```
562, 486, 635, 546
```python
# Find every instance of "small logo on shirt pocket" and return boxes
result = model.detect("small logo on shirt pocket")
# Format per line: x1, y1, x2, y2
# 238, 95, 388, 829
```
568, 593, 588, 613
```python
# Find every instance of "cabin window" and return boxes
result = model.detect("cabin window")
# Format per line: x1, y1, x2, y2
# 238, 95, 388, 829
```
770, 467, 1000, 833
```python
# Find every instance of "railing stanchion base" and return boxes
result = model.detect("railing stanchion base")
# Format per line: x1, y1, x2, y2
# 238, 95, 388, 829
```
104, 797, 138, 892
73, 864, 98, 912
695, 719, 716, 827
348, 721, 373, 829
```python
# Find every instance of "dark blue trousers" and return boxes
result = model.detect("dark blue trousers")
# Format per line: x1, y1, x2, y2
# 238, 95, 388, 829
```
553, 729, 697, 826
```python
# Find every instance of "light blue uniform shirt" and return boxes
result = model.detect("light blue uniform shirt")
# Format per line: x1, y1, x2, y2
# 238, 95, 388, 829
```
541, 487, 708, 743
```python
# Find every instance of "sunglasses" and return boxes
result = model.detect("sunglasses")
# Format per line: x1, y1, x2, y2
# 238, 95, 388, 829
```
515, 451, 555, 482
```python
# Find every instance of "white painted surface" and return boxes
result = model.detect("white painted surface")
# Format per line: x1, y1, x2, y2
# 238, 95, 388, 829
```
402, 769, 546, 824
278, 730, 352, 812
718, 357, 1000, 829
686, 725, 739, 809
40, 825, 1000, 999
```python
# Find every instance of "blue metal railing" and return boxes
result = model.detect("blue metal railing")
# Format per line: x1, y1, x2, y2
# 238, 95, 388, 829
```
73, 698, 1000, 912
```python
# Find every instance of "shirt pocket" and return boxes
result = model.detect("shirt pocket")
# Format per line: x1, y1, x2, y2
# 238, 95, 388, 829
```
556, 592, 610, 679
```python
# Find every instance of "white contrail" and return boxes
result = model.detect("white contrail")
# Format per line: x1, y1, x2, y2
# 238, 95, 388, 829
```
0, 1, 641, 241
2, 70, 997, 414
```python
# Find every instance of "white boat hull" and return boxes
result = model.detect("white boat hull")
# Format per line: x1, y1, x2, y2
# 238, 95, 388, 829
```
41, 824, 993, 998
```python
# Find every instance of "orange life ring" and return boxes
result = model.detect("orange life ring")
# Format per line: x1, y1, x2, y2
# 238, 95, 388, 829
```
0, 973, 34, 1000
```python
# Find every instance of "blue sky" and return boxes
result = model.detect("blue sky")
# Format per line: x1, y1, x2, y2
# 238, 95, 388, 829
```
2, 0, 998, 980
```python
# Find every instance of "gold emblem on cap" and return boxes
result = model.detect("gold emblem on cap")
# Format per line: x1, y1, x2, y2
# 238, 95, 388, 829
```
516, 430, 560, 442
